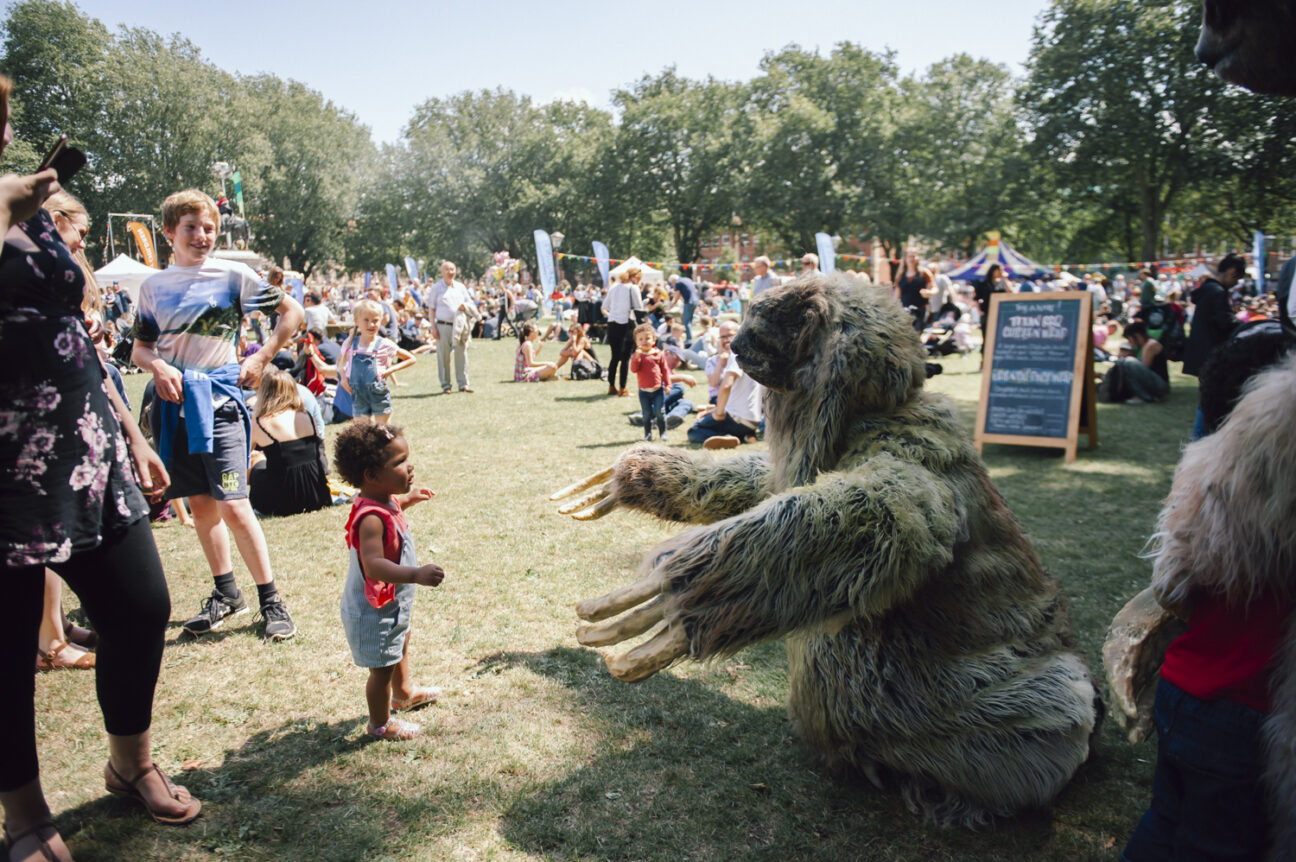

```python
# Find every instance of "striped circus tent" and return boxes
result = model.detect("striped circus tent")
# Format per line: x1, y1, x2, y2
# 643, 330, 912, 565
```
947, 233, 1048, 282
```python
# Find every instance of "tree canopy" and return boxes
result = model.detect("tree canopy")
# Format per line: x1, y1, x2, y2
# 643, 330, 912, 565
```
2, 0, 1291, 278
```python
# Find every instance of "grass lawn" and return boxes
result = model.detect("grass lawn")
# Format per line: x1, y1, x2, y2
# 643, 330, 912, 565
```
36, 334, 1197, 861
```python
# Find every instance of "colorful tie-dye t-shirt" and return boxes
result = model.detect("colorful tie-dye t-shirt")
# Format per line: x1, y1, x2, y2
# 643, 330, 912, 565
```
133, 258, 285, 372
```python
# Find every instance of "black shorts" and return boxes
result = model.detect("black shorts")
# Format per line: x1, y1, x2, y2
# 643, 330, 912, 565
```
152, 400, 249, 501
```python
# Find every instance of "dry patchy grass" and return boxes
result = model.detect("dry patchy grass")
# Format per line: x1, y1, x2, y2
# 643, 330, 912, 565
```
35, 336, 1193, 861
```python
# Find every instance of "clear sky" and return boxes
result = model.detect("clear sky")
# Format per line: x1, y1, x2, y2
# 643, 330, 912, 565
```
71, 0, 1050, 143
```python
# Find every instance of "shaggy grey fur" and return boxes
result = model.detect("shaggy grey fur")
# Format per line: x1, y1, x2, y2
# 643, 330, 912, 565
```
581, 274, 1098, 827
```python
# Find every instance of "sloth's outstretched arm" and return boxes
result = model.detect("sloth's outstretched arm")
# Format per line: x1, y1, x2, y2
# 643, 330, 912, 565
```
577, 455, 957, 680
555, 444, 774, 524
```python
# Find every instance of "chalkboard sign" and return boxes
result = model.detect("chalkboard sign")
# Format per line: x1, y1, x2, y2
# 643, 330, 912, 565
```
975, 291, 1097, 462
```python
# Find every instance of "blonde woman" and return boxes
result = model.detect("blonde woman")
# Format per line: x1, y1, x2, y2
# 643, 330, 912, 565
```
248, 370, 331, 517
601, 267, 644, 396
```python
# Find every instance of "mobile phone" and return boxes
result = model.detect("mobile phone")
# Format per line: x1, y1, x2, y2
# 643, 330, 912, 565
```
38, 134, 68, 171
38, 134, 87, 184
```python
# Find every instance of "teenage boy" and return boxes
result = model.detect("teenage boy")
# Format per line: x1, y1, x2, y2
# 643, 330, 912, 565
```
132, 190, 304, 639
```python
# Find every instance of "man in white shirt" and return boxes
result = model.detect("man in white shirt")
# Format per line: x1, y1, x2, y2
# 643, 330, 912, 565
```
750, 255, 777, 299
1085, 274, 1108, 315
302, 291, 333, 333
688, 331, 764, 449
425, 260, 481, 393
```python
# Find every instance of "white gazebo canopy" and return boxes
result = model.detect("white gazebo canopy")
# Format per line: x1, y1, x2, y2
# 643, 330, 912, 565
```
608, 256, 665, 283
94, 254, 159, 303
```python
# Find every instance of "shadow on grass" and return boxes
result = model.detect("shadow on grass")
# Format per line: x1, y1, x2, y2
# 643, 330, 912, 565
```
486, 646, 1102, 862
163, 626, 240, 648
576, 440, 646, 450
58, 716, 481, 861
394, 391, 452, 400
555, 393, 623, 403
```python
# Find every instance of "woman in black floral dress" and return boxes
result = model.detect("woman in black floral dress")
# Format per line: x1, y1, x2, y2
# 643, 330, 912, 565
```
0, 77, 201, 862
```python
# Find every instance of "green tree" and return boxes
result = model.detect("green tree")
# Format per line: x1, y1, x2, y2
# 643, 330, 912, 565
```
739, 44, 899, 257
374, 88, 628, 278
900, 55, 1026, 256
1020, 0, 1231, 262
613, 70, 743, 267
241, 76, 373, 275
0, 0, 106, 163
344, 142, 407, 273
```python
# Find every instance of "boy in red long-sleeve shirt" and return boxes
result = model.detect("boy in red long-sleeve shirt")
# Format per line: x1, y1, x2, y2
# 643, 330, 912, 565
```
629, 322, 670, 443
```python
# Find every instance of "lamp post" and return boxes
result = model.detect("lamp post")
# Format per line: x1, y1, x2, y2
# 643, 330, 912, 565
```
211, 161, 232, 198
549, 232, 565, 320
210, 162, 234, 248
550, 230, 564, 288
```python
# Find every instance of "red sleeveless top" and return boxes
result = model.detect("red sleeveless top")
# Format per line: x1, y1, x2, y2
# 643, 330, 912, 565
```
344, 496, 407, 609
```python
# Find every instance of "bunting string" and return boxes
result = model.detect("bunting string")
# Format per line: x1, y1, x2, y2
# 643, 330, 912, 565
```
553, 251, 1274, 275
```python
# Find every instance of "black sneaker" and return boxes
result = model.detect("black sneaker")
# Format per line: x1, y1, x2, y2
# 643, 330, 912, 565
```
256, 598, 297, 641
183, 591, 249, 635
666, 413, 684, 429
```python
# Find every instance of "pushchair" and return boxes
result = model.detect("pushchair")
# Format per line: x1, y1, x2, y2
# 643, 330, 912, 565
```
495, 298, 534, 340
922, 324, 961, 357
110, 315, 137, 371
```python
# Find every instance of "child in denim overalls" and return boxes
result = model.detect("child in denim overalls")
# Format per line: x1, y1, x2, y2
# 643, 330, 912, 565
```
333, 422, 444, 740
339, 299, 416, 425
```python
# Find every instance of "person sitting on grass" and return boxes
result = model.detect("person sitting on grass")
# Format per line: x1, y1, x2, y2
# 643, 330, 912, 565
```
687, 326, 765, 450
662, 320, 708, 370
704, 320, 738, 404
554, 323, 602, 380
247, 370, 331, 517
514, 322, 558, 382
1099, 321, 1170, 404
334, 423, 445, 741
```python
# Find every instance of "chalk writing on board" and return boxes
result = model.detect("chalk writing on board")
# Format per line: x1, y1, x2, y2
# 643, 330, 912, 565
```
983, 298, 1082, 440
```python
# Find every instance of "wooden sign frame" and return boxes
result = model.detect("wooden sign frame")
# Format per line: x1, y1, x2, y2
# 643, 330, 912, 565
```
974, 291, 1098, 463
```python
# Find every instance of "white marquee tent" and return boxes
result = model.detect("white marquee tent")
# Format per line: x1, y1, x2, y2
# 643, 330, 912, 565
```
94, 254, 158, 303
608, 256, 665, 283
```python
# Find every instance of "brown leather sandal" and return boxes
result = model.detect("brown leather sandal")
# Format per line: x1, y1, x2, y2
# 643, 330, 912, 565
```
2, 821, 62, 862
61, 610, 98, 650
104, 762, 202, 826
36, 640, 95, 671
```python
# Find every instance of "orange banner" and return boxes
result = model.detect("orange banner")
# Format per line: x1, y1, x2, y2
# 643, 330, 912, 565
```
126, 221, 157, 269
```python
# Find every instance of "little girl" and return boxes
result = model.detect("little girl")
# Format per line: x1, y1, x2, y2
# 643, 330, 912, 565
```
514, 321, 558, 382
334, 423, 444, 740
339, 299, 416, 424
629, 322, 670, 442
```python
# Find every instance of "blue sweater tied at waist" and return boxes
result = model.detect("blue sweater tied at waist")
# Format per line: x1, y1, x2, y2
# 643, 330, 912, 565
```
154, 364, 250, 468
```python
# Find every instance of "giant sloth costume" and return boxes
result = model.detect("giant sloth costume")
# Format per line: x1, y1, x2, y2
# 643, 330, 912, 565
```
562, 274, 1098, 827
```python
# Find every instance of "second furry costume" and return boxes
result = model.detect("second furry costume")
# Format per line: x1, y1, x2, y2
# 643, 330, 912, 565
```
556, 274, 1098, 827
1114, 352, 1296, 860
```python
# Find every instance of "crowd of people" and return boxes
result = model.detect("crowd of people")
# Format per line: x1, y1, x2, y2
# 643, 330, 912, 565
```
4, 55, 1296, 857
